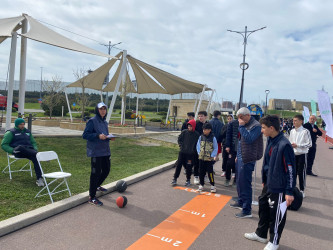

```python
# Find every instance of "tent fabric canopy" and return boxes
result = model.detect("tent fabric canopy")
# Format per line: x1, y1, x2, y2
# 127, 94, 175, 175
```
127, 56, 167, 94
128, 55, 208, 94
0, 16, 25, 44
66, 52, 121, 90
21, 15, 116, 59
103, 56, 136, 93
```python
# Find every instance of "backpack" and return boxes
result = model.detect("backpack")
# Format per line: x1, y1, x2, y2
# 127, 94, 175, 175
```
288, 187, 303, 211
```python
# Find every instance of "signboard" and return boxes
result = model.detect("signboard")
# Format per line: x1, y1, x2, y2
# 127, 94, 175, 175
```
247, 104, 263, 118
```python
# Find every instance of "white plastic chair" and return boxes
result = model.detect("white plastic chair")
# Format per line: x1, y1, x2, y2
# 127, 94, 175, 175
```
35, 151, 72, 203
2, 153, 33, 180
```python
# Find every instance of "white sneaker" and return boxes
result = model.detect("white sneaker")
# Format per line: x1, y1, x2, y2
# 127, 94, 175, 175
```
232, 173, 235, 179
36, 178, 44, 187
244, 232, 268, 243
194, 176, 200, 185
197, 185, 203, 193
264, 242, 279, 250
301, 191, 305, 198
210, 185, 216, 193
221, 171, 226, 177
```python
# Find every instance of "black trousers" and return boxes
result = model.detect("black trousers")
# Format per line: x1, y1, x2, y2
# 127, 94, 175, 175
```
295, 154, 306, 191
192, 152, 199, 177
13, 145, 41, 179
89, 156, 110, 198
255, 185, 287, 245
199, 160, 214, 186
225, 151, 236, 180
306, 145, 316, 174
173, 152, 194, 180
221, 147, 228, 172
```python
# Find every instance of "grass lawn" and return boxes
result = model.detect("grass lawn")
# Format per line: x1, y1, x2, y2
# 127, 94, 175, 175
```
24, 103, 42, 109
0, 137, 178, 221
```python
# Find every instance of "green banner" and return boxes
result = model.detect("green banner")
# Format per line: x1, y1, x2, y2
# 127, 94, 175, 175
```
311, 100, 317, 115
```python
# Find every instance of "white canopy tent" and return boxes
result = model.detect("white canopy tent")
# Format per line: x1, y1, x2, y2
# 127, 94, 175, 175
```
66, 51, 214, 125
0, 14, 118, 130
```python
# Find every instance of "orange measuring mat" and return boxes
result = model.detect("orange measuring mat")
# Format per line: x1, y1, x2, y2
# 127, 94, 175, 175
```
127, 187, 231, 249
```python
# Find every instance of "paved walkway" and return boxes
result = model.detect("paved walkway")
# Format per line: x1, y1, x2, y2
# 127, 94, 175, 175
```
0, 138, 332, 249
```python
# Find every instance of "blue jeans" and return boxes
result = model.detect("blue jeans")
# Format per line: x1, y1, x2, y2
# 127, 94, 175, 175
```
236, 158, 255, 215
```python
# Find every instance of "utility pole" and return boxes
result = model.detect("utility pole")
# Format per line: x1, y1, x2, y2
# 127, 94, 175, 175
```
227, 26, 266, 109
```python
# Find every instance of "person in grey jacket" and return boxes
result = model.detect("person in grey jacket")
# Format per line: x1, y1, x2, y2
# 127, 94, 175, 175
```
83, 102, 113, 206
230, 107, 263, 218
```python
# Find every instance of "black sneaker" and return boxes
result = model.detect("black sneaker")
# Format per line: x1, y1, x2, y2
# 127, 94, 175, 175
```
88, 197, 103, 206
235, 212, 252, 218
230, 202, 242, 210
171, 179, 177, 186
307, 172, 318, 177
185, 180, 191, 186
97, 186, 108, 192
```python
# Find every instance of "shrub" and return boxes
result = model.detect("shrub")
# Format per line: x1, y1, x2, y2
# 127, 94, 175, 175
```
41, 95, 69, 116
157, 111, 167, 116
150, 118, 162, 122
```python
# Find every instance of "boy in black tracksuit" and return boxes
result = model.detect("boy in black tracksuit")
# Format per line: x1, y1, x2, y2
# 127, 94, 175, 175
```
171, 119, 200, 186
244, 115, 296, 250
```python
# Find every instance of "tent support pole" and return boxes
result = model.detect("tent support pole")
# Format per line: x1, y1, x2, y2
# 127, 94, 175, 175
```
65, 89, 72, 122
136, 93, 139, 125
166, 95, 172, 124
106, 50, 127, 123
6, 32, 17, 131
18, 18, 28, 115
120, 67, 127, 125
195, 85, 206, 120
206, 90, 215, 113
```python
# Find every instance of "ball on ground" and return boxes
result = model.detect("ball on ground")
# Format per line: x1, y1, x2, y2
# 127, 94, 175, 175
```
116, 180, 127, 193
116, 196, 128, 208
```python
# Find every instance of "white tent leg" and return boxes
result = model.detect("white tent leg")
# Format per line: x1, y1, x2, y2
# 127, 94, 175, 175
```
206, 90, 215, 114
100, 91, 103, 102
193, 93, 199, 112
6, 32, 17, 131
165, 95, 172, 124
65, 89, 72, 122
106, 50, 127, 123
195, 85, 207, 120
136, 93, 139, 125
120, 72, 126, 125
18, 18, 28, 115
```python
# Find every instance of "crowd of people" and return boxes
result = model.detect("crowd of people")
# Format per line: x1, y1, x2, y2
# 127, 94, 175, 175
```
1, 104, 323, 250
170, 109, 322, 250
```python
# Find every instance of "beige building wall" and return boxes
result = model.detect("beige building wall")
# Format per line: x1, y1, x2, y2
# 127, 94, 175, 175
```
170, 99, 209, 119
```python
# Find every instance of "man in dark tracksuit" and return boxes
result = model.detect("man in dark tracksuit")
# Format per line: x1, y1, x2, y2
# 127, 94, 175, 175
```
210, 110, 224, 161
303, 115, 322, 176
171, 119, 200, 186
245, 115, 296, 250
83, 102, 112, 206
230, 108, 263, 218
1, 118, 43, 186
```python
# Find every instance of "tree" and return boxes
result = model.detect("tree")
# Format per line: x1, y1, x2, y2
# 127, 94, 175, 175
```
73, 68, 91, 119
42, 76, 65, 118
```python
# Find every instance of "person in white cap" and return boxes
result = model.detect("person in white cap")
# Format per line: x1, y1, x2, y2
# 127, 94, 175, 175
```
83, 102, 113, 206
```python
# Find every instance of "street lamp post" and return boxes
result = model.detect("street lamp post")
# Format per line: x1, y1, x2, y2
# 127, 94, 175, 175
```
100, 41, 122, 105
265, 89, 270, 115
227, 26, 266, 109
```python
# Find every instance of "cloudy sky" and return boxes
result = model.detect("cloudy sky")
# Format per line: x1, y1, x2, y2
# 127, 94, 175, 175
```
1, 0, 333, 104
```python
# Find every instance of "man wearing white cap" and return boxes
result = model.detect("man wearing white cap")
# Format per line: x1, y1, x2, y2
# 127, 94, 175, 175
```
83, 102, 113, 206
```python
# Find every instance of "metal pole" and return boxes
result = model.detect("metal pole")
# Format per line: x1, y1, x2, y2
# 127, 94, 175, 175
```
40, 67, 43, 100
64, 89, 72, 122
206, 90, 215, 113
265, 89, 270, 115
166, 95, 172, 124
193, 93, 199, 112
6, 32, 17, 131
195, 85, 207, 119
136, 93, 139, 125
106, 50, 127, 123
18, 17, 28, 114
120, 60, 127, 125
227, 26, 266, 109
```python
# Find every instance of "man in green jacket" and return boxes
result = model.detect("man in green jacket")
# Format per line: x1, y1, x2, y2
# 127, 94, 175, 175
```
1, 118, 44, 186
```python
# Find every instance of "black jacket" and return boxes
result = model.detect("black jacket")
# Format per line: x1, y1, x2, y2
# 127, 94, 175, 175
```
178, 129, 200, 155
195, 120, 208, 135
220, 123, 228, 146
303, 122, 322, 146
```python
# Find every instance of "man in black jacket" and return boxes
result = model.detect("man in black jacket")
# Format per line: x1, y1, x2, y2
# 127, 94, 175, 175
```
244, 115, 296, 250
181, 112, 195, 131
171, 119, 200, 186
303, 115, 322, 176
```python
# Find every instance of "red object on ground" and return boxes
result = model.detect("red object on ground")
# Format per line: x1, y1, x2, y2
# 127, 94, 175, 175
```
116, 196, 127, 208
